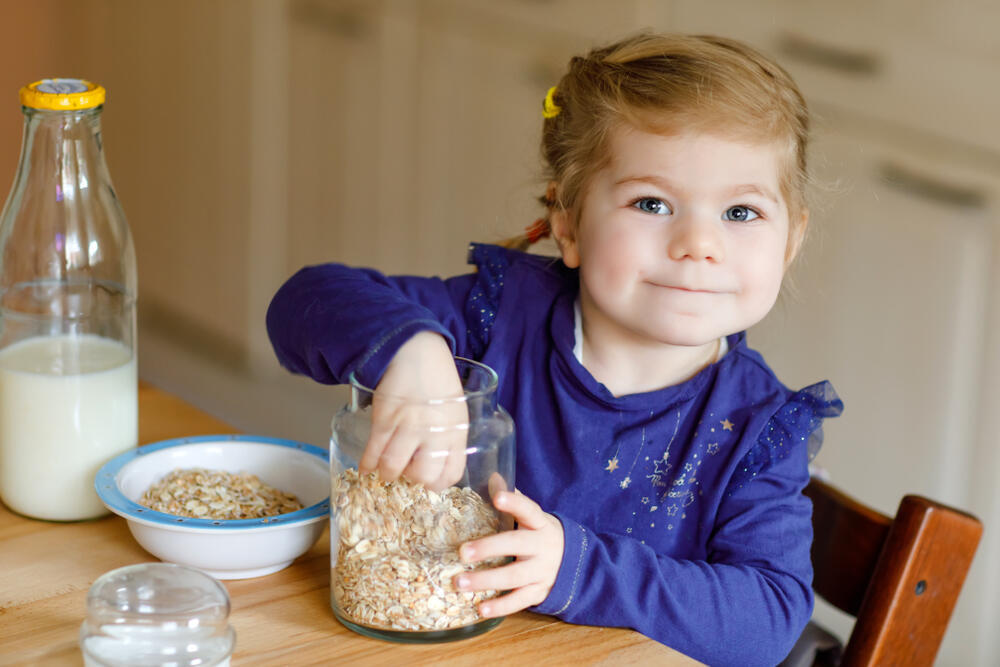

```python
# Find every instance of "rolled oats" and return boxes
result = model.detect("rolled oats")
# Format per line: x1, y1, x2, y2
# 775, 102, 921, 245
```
139, 468, 303, 520
332, 469, 506, 633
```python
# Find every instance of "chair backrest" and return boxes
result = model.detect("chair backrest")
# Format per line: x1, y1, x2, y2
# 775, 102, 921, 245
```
805, 477, 983, 666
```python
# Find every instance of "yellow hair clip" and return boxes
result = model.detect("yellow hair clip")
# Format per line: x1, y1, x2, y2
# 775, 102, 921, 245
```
542, 86, 561, 119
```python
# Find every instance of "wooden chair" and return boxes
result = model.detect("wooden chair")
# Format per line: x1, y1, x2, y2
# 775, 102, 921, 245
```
799, 477, 983, 666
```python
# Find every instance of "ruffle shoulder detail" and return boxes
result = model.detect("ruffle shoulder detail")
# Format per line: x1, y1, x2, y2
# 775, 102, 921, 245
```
464, 243, 512, 358
732, 381, 844, 489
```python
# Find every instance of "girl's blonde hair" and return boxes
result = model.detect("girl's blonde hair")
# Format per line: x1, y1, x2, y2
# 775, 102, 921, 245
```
505, 32, 811, 261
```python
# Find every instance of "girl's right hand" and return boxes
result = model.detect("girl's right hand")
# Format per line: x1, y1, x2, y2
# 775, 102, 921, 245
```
359, 331, 468, 491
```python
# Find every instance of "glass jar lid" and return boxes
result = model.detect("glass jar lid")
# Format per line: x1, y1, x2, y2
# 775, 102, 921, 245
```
80, 562, 236, 667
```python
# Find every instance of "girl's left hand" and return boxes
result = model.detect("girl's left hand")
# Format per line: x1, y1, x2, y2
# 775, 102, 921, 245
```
455, 489, 564, 618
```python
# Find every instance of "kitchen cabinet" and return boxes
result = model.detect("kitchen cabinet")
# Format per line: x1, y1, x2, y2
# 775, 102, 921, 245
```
668, 0, 1000, 155
754, 125, 994, 517
283, 0, 629, 281
93, 1, 255, 369
749, 123, 999, 659
409, 1, 591, 277
285, 0, 413, 275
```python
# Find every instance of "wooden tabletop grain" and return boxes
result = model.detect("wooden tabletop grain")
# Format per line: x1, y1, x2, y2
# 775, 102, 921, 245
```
0, 383, 701, 666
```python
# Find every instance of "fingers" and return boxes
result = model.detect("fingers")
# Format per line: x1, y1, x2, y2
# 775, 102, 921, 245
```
358, 406, 392, 475
461, 527, 538, 565
452, 555, 551, 618
477, 585, 549, 618
398, 438, 446, 486
456, 557, 534, 593
433, 436, 468, 492
492, 489, 549, 531
360, 398, 469, 489
487, 471, 510, 500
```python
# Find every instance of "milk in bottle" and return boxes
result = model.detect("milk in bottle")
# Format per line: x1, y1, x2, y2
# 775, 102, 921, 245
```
0, 79, 137, 521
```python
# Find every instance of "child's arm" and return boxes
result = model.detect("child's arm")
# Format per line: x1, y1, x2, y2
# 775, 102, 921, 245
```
266, 263, 477, 388
266, 263, 479, 488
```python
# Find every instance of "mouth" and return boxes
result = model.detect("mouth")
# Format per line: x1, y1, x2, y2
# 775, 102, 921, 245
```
647, 282, 726, 295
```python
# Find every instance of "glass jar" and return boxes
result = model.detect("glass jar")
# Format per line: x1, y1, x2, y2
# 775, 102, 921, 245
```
79, 562, 236, 667
0, 79, 137, 521
330, 357, 515, 643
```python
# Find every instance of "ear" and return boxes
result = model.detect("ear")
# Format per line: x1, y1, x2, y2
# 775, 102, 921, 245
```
784, 208, 809, 268
549, 207, 580, 269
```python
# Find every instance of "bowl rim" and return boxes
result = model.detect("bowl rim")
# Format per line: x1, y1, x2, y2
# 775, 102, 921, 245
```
95, 434, 330, 532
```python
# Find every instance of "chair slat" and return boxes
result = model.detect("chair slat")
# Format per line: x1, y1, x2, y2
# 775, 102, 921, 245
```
845, 497, 983, 666
803, 478, 983, 667
804, 479, 891, 615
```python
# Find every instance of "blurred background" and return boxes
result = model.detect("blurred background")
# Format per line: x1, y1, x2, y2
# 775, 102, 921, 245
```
2, 1, 998, 664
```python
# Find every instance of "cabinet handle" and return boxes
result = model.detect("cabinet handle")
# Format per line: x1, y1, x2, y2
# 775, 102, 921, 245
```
291, 0, 367, 39
776, 32, 880, 76
879, 162, 988, 210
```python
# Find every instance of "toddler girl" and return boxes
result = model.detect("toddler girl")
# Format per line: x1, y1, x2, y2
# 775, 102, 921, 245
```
267, 32, 842, 666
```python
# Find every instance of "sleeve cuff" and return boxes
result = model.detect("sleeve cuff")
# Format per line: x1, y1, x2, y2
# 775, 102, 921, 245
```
353, 319, 456, 389
531, 512, 590, 616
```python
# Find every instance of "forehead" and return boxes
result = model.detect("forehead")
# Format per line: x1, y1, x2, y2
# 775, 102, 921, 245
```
603, 125, 786, 190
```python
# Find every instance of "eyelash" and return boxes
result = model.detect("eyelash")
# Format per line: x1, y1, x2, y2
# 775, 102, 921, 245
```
629, 197, 765, 222
722, 205, 763, 223
629, 197, 671, 215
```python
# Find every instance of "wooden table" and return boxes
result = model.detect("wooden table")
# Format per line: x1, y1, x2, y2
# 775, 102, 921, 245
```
1, 383, 700, 666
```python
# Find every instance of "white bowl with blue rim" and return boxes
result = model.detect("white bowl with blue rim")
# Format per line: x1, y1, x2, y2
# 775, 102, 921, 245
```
96, 434, 330, 580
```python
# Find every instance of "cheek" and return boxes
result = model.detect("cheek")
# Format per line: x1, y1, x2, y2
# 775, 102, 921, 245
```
579, 226, 644, 285
740, 246, 787, 313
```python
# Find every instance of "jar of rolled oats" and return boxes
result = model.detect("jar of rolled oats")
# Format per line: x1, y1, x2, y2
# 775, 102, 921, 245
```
330, 357, 515, 643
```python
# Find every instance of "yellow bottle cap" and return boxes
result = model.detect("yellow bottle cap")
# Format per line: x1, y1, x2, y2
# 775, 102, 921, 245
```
19, 78, 106, 110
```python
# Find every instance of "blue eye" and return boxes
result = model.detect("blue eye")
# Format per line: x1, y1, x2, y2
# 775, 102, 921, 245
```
723, 205, 759, 222
632, 197, 672, 215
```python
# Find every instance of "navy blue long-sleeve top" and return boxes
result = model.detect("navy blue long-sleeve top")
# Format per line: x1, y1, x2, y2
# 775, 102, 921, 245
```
266, 243, 843, 666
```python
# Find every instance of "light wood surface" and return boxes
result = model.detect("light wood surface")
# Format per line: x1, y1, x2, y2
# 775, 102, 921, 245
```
1, 383, 700, 666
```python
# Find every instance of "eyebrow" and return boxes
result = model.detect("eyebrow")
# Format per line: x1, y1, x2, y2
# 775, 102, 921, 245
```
614, 175, 668, 188
729, 184, 780, 204
614, 176, 781, 204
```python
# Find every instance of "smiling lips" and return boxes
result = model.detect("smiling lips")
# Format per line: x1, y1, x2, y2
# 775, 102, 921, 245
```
647, 282, 728, 294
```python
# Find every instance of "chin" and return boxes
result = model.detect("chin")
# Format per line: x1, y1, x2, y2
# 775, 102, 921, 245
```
650, 328, 728, 348
641, 317, 732, 348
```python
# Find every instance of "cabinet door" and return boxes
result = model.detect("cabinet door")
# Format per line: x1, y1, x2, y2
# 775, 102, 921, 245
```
96, 0, 254, 365
749, 128, 997, 661
665, 0, 1000, 156
751, 128, 993, 515
410, 4, 592, 278
286, 0, 421, 275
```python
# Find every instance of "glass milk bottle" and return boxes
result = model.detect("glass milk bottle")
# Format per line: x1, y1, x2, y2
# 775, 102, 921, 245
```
330, 357, 515, 643
0, 79, 137, 521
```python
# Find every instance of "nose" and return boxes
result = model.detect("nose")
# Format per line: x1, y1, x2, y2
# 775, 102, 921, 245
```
667, 213, 725, 262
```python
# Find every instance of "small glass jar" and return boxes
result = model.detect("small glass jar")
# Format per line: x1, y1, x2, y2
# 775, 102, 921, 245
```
79, 562, 236, 667
330, 357, 515, 643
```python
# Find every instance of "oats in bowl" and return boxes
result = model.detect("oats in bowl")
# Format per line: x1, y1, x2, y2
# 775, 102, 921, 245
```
139, 468, 304, 520
96, 435, 329, 579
